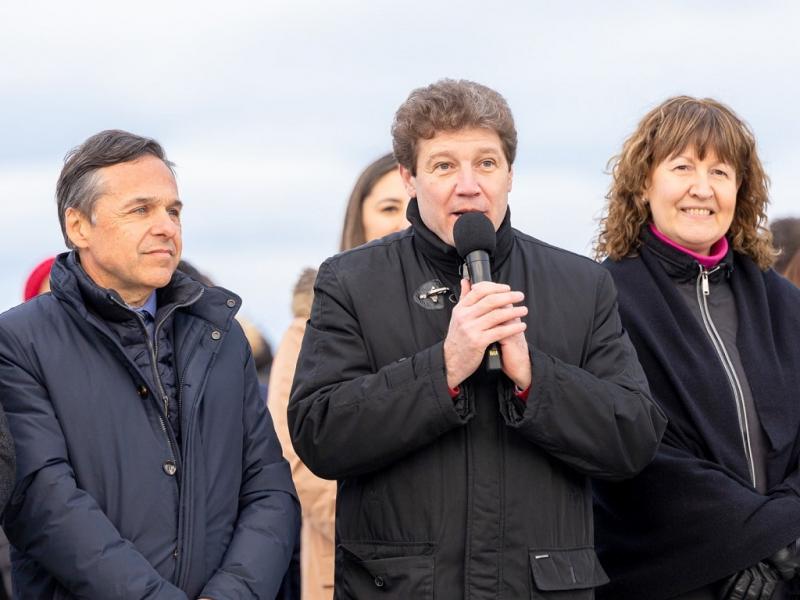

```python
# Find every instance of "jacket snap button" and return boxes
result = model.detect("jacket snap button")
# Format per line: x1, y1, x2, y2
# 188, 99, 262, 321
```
162, 460, 177, 476
211, 330, 221, 340
374, 575, 384, 588
137, 385, 148, 398
226, 298, 236, 308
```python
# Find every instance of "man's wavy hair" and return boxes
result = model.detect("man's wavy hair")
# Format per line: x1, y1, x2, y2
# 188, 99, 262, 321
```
595, 96, 775, 269
391, 79, 517, 175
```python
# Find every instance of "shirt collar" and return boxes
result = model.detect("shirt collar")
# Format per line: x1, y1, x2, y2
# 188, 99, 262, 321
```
132, 291, 157, 319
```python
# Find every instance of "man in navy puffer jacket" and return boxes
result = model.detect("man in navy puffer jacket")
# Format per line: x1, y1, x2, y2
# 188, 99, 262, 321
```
0, 130, 299, 599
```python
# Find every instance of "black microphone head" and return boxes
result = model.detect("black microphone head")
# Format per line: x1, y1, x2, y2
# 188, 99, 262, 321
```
453, 212, 496, 258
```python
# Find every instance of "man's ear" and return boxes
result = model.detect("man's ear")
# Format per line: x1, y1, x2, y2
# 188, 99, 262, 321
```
507, 166, 513, 193
65, 207, 91, 249
399, 165, 417, 198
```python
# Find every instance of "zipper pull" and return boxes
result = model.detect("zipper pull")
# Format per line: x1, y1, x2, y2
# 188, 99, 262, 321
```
701, 269, 710, 296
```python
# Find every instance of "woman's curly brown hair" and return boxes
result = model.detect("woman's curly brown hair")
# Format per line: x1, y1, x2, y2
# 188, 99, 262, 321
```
595, 96, 775, 269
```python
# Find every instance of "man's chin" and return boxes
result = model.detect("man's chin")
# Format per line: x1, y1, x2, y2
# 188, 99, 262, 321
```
147, 268, 178, 289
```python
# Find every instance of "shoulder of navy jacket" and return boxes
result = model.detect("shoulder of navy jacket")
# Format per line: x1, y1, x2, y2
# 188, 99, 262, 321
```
183, 284, 242, 332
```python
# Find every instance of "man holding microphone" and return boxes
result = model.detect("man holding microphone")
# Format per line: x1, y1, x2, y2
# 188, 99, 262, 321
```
289, 79, 666, 599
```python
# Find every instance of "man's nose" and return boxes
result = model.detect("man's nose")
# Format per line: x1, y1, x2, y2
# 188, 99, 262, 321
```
151, 209, 180, 237
455, 167, 481, 196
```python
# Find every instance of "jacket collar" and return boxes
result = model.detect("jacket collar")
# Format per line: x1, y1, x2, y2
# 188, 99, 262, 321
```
639, 226, 734, 283
406, 198, 515, 277
50, 251, 239, 331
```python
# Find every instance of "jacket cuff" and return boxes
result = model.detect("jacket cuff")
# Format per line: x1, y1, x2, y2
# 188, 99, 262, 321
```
428, 341, 474, 422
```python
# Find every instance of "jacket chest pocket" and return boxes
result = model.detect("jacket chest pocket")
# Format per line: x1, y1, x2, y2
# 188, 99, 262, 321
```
529, 547, 608, 600
337, 541, 435, 599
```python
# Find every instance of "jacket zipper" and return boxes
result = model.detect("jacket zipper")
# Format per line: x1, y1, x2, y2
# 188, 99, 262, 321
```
695, 266, 757, 487
126, 307, 180, 473
111, 289, 205, 479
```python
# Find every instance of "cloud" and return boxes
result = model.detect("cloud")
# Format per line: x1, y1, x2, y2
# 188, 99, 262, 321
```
4, 0, 800, 337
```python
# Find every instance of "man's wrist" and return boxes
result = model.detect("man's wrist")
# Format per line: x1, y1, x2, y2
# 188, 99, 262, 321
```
510, 369, 531, 391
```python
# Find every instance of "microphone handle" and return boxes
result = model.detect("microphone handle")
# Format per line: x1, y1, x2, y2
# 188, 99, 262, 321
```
464, 251, 503, 372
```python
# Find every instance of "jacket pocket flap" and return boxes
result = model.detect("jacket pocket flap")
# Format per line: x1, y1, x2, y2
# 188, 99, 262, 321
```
340, 540, 435, 563
339, 541, 435, 594
529, 547, 609, 591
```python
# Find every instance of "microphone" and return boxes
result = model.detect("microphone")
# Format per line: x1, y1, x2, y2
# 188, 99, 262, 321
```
453, 212, 502, 372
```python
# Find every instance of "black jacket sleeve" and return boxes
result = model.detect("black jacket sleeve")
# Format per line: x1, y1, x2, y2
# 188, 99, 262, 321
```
288, 261, 473, 480
499, 269, 667, 480
594, 432, 800, 598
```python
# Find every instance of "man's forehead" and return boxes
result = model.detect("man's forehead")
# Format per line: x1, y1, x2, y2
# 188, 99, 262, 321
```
96, 156, 178, 197
418, 129, 504, 158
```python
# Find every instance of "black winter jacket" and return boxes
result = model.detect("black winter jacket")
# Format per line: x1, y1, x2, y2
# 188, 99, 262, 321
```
594, 231, 800, 599
289, 202, 666, 599
0, 252, 299, 599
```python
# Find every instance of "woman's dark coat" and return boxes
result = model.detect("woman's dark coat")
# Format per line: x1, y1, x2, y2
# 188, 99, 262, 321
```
594, 233, 800, 599
0, 252, 299, 599
289, 202, 666, 599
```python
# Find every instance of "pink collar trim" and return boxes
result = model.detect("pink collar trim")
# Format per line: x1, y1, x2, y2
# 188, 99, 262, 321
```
648, 223, 728, 268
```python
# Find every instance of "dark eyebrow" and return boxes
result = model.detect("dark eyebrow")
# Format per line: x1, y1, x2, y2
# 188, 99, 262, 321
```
424, 147, 502, 165
121, 197, 183, 210
424, 151, 454, 164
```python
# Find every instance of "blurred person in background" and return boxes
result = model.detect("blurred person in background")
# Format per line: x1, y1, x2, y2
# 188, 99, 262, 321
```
289, 79, 665, 599
240, 319, 274, 387
338, 152, 410, 251
770, 217, 800, 287
781, 250, 800, 287
594, 97, 800, 600
23, 257, 55, 301
268, 153, 410, 600
0, 129, 299, 599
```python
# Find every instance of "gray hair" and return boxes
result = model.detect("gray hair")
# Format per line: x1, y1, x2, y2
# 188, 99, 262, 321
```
56, 129, 175, 249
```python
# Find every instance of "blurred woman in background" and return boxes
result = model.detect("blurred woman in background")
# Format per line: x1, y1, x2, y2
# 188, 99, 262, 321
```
268, 153, 409, 600
593, 96, 800, 600
338, 152, 410, 250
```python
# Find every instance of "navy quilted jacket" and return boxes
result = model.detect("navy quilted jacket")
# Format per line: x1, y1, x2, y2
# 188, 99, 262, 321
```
0, 252, 299, 599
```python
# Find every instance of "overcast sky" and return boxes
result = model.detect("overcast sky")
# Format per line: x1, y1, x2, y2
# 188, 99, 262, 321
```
2, 0, 799, 344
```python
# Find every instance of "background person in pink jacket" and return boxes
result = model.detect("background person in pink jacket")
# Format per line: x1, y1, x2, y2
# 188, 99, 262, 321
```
268, 152, 409, 600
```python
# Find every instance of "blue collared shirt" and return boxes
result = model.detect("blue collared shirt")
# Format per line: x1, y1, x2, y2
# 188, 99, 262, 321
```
131, 292, 157, 341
